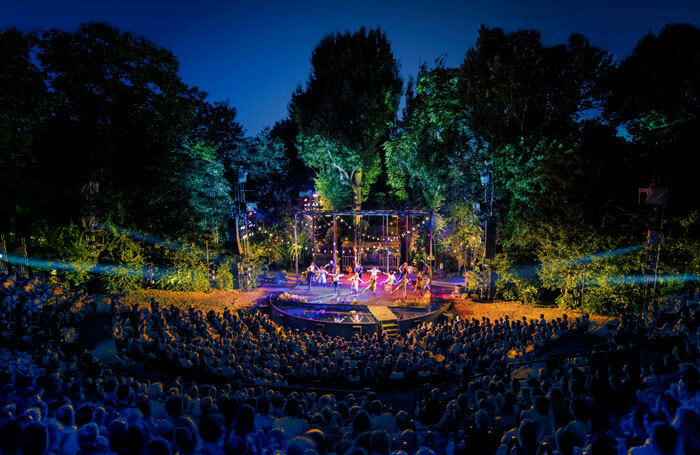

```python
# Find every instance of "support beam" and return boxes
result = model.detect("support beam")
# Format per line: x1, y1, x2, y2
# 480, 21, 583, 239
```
429, 210, 434, 274
354, 216, 358, 268
385, 215, 390, 272
333, 215, 338, 274
294, 214, 299, 286
312, 214, 315, 264
405, 215, 410, 265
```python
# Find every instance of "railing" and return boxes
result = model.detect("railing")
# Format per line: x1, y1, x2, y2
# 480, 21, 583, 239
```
342, 255, 400, 270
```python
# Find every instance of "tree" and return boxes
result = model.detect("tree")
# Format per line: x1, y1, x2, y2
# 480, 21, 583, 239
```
442, 201, 482, 274
270, 118, 315, 203
458, 26, 613, 261
290, 27, 403, 209
0, 28, 48, 234
384, 61, 475, 209
33, 23, 195, 232
149, 141, 232, 234
235, 129, 287, 214
605, 24, 700, 217
188, 89, 246, 183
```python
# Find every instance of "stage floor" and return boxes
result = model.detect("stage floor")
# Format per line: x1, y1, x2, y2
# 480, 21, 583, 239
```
262, 272, 459, 306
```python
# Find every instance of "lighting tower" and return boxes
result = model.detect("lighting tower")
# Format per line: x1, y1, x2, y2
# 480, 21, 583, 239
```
232, 169, 255, 290
480, 162, 497, 301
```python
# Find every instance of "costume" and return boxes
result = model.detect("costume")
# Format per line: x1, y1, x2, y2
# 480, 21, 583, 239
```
393, 274, 409, 298
414, 273, 425, 294
382, 272, 396, 291
350, 272, 363, 294
354, 263, 364, 276
331, 272, 340, 294
363, 274, 378, 297
306, 263, 319, 290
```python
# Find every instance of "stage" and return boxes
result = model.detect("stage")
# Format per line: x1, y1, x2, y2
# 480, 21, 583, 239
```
259, 272, 459, 337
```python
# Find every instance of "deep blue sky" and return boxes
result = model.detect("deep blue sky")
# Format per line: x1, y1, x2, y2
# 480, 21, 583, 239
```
3, 0, 700, 134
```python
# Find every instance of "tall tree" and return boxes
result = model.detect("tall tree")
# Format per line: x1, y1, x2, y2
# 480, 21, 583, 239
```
188, 88, 246, 184
385, 61, 475, 209
149, 141, 232, 232
270, 118, 314, 203
605, 24, 700, 216
0, 28, 47, 234
290, 27, 403, 209
34, 23, 195, 232
458, 26, 612, 255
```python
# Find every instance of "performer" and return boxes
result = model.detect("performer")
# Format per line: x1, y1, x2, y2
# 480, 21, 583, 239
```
361, 272, 378, 297
350, 271, 365, 294
381, 271, 397, 291
413, 272, 425, 294
324, 260, 337, 275
392, 273, 409, 298
330, 270, 341, 295
398, 262, 409, 279
354, 261, 364, 276
422, 274, 431, 293
306, 262, 319, 290
318, 266, 328, 286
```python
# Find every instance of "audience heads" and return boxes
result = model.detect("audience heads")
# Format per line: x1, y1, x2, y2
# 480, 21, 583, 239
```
143, 436, 172, 455
651, 423, 678, 455
199, 412, 225, 443
19, 422, 48, 455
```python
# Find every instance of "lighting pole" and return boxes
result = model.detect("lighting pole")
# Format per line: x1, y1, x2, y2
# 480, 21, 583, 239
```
480, 161, 494, 300
203, 221, 212, 288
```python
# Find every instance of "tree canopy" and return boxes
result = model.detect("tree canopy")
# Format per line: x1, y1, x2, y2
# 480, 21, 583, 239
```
290, 27, 403, 209
1, 21, 699, 309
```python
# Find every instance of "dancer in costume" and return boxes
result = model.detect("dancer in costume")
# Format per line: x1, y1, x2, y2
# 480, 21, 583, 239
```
422, 274, 431, 292
318, 266, 327, 286
354, 261, 364, 276
330, 270, 341, 295
392, 273, 409, 298
398, 262, 409, 280
381, 271, 397, 291
324, 260, 336, 274
350, 271, 365, 294
361, 272, 378, 297
306, 262, 319, 290
413, 272, 425, 294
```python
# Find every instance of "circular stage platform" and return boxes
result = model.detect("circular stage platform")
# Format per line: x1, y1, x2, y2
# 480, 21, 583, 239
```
267, 282, 453, 337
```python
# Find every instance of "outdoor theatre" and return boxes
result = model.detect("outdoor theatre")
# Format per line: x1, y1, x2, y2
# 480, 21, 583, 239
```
270, 208, 452, 338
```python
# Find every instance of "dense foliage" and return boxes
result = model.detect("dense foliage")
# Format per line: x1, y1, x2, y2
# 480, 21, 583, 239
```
1, 22, 699, 311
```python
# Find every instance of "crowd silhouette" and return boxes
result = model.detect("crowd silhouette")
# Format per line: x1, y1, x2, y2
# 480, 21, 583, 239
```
1, 271, 699, 455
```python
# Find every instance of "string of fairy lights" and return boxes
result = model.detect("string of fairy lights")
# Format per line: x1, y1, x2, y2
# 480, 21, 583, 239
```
240, 215, 431, 255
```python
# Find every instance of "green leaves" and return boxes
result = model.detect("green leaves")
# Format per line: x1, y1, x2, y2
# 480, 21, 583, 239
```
290, 27, 402, 209
384, 63, 469, 209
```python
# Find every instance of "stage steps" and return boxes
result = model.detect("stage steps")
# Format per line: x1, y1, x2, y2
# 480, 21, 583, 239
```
381, 321, 401, 338
368, 306, 401, 338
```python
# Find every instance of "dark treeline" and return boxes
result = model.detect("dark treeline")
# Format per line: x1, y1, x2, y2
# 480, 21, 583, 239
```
1, 22, 699, 311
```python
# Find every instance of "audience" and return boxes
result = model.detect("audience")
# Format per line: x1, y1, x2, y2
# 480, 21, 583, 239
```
1, 271, 699, 455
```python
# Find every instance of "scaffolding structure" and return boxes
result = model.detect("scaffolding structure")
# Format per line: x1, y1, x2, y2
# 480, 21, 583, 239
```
293, 209, 435, 285
232, 170, 255, 290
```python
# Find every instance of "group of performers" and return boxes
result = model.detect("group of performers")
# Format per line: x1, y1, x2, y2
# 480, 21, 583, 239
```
304, 260, 431, 298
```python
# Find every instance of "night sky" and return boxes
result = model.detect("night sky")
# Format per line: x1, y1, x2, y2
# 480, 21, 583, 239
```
4, 0, 700, 134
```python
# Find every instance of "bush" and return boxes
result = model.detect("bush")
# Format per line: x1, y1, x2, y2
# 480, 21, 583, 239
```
214, 256, 235, 290
97, 228, 145, 293
99, 265, 143, 293
151, 241, 209, 291
34, 226, 95, 288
